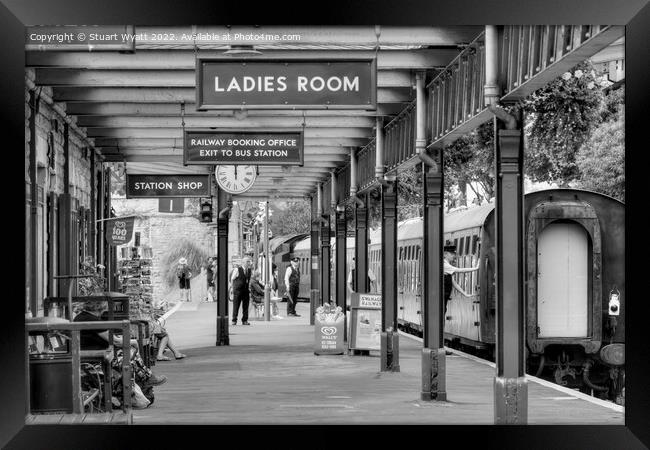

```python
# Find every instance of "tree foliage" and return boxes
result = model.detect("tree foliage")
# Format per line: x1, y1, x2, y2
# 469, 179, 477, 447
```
444, 121, 495, 207
269, 201, 310, 235
575, 86, 625, 202
521, 61, 606, 186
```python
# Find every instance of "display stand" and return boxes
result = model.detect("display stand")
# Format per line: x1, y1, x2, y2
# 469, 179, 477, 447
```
118, 246, 154, 318
348, 293, 382, 354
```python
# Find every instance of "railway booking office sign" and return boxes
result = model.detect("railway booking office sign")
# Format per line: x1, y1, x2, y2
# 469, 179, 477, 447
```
196, 58, 377, 109
125, 174, 211, 198
184, 129, 304, 166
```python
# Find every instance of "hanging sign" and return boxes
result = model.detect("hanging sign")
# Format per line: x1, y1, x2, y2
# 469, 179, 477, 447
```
184, 129, 303, 166
196, 58, 377, 109
125, 174, 211, 198
106, 216, 135, 246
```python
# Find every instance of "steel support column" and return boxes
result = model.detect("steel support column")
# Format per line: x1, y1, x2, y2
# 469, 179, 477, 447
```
28, 90, 38, 315
89, 151, 96, 260
335, 205, 347, 340
493, 112, 528, 424
421, 148, 446, 401
309, 195, 319, 325
56, 123, 77, 297
380, 175, 399, 372
354, 193, 369, 294
216, 187, 231, 346
320, 213, 331, 306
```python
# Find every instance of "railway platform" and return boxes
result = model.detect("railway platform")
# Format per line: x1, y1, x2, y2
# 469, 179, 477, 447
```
132, 300, 624, 425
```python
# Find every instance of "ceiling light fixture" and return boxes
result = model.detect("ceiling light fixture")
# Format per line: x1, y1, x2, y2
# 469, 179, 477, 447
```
223, 45, 262, 56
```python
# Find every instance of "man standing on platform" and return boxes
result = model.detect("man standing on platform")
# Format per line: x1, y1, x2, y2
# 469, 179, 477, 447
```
284, 257, 301, 317
230, 256, 253, 325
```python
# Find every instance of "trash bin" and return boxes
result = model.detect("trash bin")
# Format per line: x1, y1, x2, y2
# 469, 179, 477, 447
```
314, 303, 345, 355
27, 317, 74, 413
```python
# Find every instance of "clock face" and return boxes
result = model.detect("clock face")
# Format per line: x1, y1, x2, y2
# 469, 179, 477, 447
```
215, 165, 257, 194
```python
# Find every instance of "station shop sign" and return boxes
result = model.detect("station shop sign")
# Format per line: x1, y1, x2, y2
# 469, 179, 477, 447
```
196, 58, 377, 109
125, 174, 211, 198
184, 129, 304, 166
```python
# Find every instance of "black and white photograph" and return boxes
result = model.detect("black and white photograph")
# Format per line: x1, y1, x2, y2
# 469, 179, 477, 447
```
2, 0, 649, 448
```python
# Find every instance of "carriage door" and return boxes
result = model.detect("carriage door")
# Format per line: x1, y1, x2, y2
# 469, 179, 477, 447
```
537, 222, 589, 337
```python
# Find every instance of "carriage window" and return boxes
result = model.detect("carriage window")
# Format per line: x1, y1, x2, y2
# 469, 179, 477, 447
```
459, 237, 465, 255
454, 238, 458, 250
472, 235, 478, 255
465, 236, 471, 255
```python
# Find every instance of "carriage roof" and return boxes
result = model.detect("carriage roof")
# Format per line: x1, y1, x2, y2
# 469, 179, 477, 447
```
268, 233, 309, 253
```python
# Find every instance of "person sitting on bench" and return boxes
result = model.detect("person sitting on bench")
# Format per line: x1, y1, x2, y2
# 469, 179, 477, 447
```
73, 303, 167, 407
249, 270, 265, 317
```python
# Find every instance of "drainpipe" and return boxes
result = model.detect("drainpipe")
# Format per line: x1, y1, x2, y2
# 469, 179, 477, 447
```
330, 170, 337, 211
484, 25, 518, 129
349, 147, 365, 207
415, 70, 438, 170
375, 117, 385, 179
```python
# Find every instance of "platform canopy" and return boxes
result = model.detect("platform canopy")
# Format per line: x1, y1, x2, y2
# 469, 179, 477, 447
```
26, 25, 624, 201
26, 25, 484, 199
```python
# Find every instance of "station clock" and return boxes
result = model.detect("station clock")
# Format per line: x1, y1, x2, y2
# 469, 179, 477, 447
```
215, 165, 257, 194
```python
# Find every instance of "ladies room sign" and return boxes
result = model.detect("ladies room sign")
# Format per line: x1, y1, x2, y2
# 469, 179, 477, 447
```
196, 58, 376, 109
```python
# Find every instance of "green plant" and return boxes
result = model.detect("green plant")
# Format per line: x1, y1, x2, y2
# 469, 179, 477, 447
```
77, 256, 106, 296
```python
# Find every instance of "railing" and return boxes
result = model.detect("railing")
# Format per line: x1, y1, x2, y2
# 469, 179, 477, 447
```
500, 25, 604, 94
356, 141, 376, 192
427, 33, 486, 146
329, 25, 620, 206
385, 101, 416, 171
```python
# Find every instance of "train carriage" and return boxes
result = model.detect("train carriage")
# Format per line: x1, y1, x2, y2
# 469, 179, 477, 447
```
270, 188, 624, 403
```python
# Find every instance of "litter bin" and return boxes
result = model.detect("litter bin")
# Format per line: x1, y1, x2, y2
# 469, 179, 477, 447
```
27, 317, 73, 413
314, 303, 345, 355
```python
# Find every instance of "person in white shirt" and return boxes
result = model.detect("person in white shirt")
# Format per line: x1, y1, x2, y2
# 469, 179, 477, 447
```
346, 257, 377, 294
443, 242, 479, 304
284, 257, 301, 317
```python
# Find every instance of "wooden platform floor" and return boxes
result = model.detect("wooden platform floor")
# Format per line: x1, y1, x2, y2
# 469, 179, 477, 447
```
133, 301, 624, 425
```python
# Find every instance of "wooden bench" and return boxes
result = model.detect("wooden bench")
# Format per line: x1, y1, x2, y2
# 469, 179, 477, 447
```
45, 294, 156, 368
26, 320, 133, 422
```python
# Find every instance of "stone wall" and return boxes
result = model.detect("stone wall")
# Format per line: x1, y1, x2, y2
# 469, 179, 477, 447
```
112, 198, 218, 305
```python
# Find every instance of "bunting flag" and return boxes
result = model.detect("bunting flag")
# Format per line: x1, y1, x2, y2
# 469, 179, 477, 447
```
105, 216, 135, 246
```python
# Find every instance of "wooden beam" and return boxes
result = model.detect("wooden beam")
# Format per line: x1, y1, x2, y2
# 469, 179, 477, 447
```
65, 102, 407, 117
27, 49, 461, 70
121, 154, 347, 163
86, 126, 369, 139
52, 86, 413, 104
35, 68, 414, 88
75, 115, 376, 128
129, 26, 480, 46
